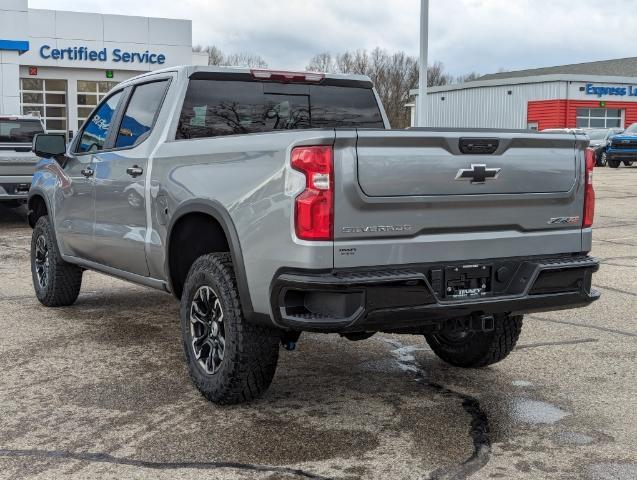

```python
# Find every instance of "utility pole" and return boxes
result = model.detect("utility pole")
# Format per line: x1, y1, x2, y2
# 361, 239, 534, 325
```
416, 0, 429, 127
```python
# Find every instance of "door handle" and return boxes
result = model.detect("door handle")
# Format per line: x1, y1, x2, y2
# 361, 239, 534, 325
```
81, 167, 94, 178
126, 165, 144, 178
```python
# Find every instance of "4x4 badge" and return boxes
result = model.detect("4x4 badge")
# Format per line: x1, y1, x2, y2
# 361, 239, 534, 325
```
455, 164, 501, 184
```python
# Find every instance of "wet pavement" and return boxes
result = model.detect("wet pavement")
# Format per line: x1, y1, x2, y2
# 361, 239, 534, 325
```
0, 167, 636, 479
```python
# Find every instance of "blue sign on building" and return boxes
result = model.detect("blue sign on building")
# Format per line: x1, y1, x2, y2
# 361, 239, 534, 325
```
39, 45, 166, 64
585, 83, 637, 98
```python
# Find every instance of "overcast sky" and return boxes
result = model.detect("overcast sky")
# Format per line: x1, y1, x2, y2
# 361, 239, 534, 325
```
30, 0, 637, 76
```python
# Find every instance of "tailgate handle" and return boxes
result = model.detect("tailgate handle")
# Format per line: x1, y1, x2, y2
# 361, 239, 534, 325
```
459, 138, 499, 155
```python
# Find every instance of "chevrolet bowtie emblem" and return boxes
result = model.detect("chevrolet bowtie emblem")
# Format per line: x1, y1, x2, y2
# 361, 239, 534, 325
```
455, 164, 501, 184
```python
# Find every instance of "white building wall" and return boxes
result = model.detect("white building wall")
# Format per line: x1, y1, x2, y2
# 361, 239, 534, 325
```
423, 81, 567, 129
20, 9, 192, 72
0, 0, 28, 114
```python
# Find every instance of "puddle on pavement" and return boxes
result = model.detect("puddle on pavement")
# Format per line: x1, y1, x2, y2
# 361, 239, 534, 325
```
512, 380, 534, 388
553, 430, 594, 446
510, 398, 571, 424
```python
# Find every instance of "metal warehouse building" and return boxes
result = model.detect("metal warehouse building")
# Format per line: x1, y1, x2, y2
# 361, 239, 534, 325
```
409, 58, 637, 131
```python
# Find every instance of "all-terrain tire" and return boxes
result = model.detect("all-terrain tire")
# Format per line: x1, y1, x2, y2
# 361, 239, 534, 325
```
424, 314, 523, 368
180, 252, 281, 404
31, 215, 83, 307
608, 159, 621, 168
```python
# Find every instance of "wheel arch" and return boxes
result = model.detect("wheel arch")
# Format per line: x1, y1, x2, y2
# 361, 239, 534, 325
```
165, 200, 261, 323
27, 190, 51, 228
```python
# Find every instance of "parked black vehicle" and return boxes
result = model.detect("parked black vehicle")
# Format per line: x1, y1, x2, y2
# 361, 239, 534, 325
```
583, 128, 623, 167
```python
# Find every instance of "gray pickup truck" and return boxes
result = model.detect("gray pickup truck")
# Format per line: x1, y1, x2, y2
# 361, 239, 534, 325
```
28, 66, 599, 404
0, 115, 44, 206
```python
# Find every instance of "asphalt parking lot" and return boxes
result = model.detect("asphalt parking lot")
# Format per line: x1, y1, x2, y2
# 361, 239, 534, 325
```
0, 167, 636, 480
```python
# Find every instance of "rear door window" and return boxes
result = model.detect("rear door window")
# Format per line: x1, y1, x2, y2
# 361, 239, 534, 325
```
176, 79, 383, 140
0, 119, 43, 143
115, 80, 169, 148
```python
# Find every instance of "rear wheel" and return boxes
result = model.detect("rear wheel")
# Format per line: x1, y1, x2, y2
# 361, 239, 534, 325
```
608, 159, 621, 168
31, 216, 83, 307
623, 160, 633, 166
180, 252, 281, 404
425, 314, 522, 368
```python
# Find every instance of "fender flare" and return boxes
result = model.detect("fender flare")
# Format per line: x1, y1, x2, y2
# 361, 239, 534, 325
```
165, 199, 267, 325
26, 188, 52, 228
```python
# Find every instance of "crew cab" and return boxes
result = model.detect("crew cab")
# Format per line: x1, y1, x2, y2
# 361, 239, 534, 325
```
606, 122, 637, 168
0, 114, 44, 206
27, 66, 599, 404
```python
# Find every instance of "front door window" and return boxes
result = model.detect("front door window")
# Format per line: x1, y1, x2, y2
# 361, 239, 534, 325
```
76, 91, 124, 153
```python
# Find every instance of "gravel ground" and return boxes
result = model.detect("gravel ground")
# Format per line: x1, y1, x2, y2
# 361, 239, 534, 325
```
0, 167, 635, 480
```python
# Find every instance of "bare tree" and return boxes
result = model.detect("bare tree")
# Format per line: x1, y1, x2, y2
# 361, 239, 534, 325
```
456, 71, 481, 83
192, 45, 268, 68
224, 52, 268, 69
427, 61, 453, 87
306, 48, 421, 128
306, 49, 463, 128
307, 52, 335, 72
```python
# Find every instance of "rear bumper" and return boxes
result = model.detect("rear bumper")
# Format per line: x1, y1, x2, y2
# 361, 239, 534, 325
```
0, 176, 31, 200
270, 254, 599, 332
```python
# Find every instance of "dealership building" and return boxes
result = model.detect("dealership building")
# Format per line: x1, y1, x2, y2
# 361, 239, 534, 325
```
410, 57, 637, 131
0, 0, 205, 138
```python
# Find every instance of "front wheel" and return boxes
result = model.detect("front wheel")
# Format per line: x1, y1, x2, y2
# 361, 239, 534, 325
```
608, 159, 621, 168
425, 314, 523, 368
31, 216, 83, 306
180, 252, 281, 404
597, 151, 607, 167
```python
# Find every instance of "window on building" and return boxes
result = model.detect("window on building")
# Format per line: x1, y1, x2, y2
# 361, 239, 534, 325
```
115, 80, 169, 148
576, 108, 623, 128
76, 90, 124, 153
20, 78, 68, 137
77, 81, 119, 130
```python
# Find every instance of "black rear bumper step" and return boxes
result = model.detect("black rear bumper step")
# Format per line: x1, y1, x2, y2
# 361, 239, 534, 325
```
270, 255, 599, 332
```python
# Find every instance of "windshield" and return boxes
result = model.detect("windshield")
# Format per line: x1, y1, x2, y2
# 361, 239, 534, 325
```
586, 129, 609, 140
0, 119, 44, 143
625, 123, 637, 134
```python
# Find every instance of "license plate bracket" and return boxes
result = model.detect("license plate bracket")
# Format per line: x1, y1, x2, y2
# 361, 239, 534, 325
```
444, 264, 492, 298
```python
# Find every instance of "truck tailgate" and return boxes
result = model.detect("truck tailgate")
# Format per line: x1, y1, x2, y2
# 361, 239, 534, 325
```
356, 131, 576, 196
333, 129, 588, 268
0, 148, 40, 176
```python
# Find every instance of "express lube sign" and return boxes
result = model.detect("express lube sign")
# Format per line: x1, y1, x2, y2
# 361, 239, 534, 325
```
585, 83, 637, 98
39, 45, 166, 65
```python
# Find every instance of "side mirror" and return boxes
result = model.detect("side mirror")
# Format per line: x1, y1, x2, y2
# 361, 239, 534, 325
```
33, 133, 67, 159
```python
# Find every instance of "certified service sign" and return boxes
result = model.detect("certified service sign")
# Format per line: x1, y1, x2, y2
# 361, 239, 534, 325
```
39, 45, 166, 65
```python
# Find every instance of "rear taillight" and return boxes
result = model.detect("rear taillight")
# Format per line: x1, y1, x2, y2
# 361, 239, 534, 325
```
291, 146, 334, 241
583, 148, 596, 228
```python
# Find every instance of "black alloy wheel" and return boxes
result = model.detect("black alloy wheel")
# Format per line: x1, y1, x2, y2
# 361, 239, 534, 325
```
34, 234, 49, 290
189, 285, 226, 375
